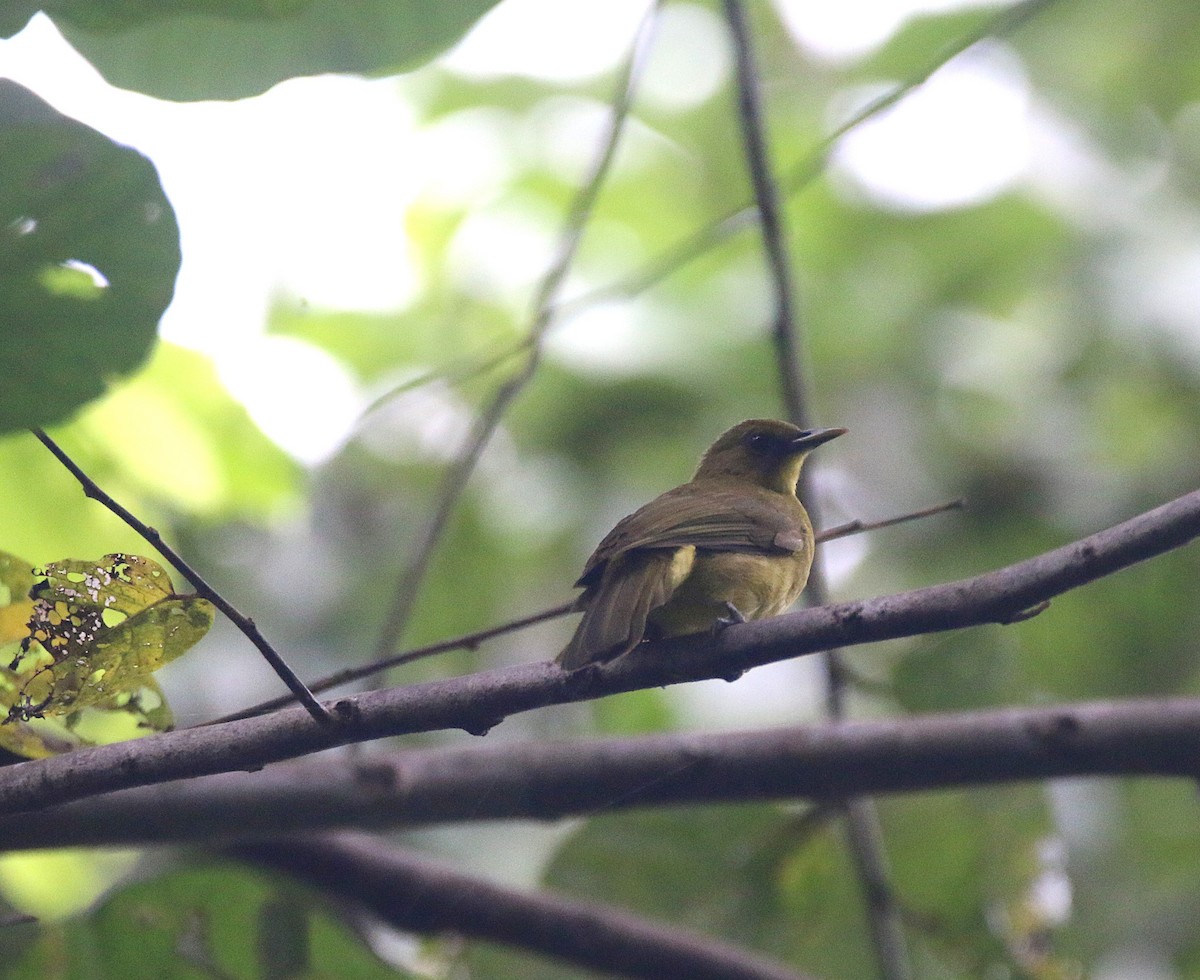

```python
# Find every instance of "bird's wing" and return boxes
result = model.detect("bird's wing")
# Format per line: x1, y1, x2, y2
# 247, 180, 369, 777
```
577, 483, 806, 586
557, 546, 695, 669
558, 483, 809, 669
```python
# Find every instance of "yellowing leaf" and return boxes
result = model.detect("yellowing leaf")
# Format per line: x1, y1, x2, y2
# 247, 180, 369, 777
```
3, 554, 213, 749
77, 598, 215, 705
0, 551, 35, 647
34, 553, 178, 621
0, 711, 80, 759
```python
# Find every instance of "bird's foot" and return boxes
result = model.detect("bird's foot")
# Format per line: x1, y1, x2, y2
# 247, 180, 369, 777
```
712, 602, 748, 633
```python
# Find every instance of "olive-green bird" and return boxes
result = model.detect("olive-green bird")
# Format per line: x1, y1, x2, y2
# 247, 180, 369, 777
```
556, 418, 845, 670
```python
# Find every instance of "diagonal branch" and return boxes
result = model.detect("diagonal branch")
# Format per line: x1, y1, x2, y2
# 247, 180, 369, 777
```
29, 428, 332, 726
370, 2, 662, 660
0, 487, 1194, 816
213, 499, 960, 723
209, 600, 576, 724
234, 834, 815, 980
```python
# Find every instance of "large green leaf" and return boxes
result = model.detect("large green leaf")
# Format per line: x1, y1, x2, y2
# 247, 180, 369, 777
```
0, 80, 178, 434
0, 5, 39, 36
47, 0, 502, 101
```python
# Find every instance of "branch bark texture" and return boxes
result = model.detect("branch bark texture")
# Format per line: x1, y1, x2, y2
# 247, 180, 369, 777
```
233, 834, 814, 980
0, 489, 1195, 817
4, 695, 1199, 850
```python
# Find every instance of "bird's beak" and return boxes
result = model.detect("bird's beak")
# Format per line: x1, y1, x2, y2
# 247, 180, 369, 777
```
790, 427, 847, 451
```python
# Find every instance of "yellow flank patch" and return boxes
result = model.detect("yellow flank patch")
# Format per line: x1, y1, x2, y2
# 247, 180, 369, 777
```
665, 545, 697, 591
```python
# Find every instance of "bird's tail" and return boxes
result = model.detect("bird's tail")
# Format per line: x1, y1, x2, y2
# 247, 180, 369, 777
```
556, 551, 679, 670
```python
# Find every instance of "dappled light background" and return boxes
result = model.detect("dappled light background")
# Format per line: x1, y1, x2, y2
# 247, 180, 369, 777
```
4, 0, 1200, 974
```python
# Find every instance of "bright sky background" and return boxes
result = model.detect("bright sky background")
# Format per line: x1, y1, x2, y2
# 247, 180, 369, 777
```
0, 0, 1027, 465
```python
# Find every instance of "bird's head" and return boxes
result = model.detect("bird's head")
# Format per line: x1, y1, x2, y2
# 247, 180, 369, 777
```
694, 418, 846, 494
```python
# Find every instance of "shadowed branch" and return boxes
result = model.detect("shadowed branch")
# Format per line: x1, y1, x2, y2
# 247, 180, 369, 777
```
0, 487, 1193, 816
235, 834, 815, 980
6, 694, 1200, 848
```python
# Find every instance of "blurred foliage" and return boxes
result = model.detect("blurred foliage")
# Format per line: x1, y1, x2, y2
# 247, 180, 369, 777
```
0, 81, 178, 433
5, 0, 1200, 976
467, 805, 877, 979
4, 860, 405, 977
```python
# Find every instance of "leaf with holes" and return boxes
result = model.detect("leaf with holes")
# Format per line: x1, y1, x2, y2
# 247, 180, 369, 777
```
5, 554, 212, 739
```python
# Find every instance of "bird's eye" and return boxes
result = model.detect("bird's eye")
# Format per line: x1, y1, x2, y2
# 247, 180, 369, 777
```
746, 432, 774, 454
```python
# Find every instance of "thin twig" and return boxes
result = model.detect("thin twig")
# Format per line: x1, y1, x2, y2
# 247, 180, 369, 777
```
208, 600, 576, 725
789, 0, 1059, 196
722, 2, 910, 976
30, 428, 332, 726
357, 337, 529, 423
552, 0, 1058, 321
818, 499, 963, 543
216, 499, 959, 723
369, 3, 662, 661
0, 485, 1197, 815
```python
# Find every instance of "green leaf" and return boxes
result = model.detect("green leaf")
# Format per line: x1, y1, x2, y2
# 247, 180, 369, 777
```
0, 551, 35, 647
0, 80, 178, 433
50, 0, 503, 101
2, 554, 212, 743
53, 0, 313, 29
0, 5, 39, 38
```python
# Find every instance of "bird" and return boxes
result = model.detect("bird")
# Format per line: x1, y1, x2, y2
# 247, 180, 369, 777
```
556, 418, 845, 670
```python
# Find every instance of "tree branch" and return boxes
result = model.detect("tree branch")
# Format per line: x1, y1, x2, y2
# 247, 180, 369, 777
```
722, 1, 910, 972
0, 487, 1195, 815
29, 428, 332, 726
6, 695, 1200, 849
209, 600, 576, 725
818, 499, 963, 543
233, 834, 815, 980
723, 0, 807, 423
214, 500, 960, 723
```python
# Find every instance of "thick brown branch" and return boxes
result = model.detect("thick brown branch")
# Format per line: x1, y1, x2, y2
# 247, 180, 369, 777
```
5, 696, 1200, 850
217, 502, 957, 724
0, 489, 1194, 816
233, 835, 814, 980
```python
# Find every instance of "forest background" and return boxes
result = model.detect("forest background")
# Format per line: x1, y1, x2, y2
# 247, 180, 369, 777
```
3, 0, 1200, 977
